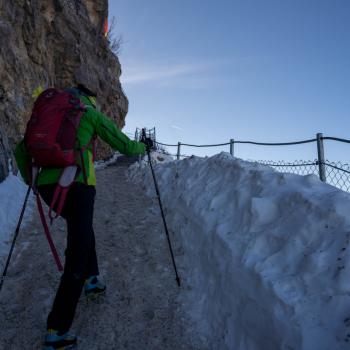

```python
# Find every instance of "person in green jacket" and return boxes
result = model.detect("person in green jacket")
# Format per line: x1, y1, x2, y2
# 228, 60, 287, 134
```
15, 85, 153, 350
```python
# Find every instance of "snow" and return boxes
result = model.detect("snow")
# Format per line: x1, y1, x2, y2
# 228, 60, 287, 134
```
0, 173, 33, 266
0, 148, 133, 266
148, 151, 174, 164
0, 149, 169, 265
2, 151, 350, 349
129, 152, 350, 350
94, 152, 122, 169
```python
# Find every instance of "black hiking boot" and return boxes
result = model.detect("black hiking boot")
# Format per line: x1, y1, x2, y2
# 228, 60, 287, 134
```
84, 275, 106, 300
43, 329, 77, 349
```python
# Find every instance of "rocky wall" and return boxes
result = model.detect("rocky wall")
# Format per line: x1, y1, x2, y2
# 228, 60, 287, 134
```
0, 0, 128, 181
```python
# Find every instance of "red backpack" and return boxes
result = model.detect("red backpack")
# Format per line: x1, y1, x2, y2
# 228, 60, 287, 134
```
25, 88, 86, 168
24, 88, 87, 272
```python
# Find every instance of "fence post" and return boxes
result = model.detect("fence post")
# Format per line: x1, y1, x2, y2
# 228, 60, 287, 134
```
230, 139, 234, 156
177, 142, 181, 160
316, 133, 326, 182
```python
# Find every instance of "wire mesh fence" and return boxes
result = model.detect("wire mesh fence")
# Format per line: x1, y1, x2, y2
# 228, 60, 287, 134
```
159, 155, 350, 192
324, 161, 350, 193
143, 128, 350, 193
257, 160, 319, 177
243, 159, 350, 193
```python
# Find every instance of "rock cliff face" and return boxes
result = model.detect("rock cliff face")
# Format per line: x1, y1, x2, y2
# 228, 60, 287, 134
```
0, 0, 128, 181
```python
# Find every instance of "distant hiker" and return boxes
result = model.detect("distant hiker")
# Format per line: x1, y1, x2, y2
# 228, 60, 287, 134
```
15, 84, 153, 350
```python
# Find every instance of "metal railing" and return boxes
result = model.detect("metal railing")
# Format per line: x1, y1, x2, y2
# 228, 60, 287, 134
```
256, 159, 350, 192
257, 160, 319, 176
150, 131, 350, 193
135, 127, 156, 143
324, 161, 350, 192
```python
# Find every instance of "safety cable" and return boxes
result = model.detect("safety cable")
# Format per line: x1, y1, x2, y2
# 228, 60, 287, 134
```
322, 137, 350, 144
156, 138, 318, 148
323, 162, 350, 175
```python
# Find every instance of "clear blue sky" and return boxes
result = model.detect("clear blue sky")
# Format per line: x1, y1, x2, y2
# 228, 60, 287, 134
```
109, 0, 350, 162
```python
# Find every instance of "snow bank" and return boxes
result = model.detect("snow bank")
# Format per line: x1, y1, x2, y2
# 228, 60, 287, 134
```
94, 152, 122, 170
129, 152, 350, 350
148, 151, 174, 164
0, 174, 32, 266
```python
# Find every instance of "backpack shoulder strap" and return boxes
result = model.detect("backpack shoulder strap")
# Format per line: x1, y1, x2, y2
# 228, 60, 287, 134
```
77, 135, 97, 184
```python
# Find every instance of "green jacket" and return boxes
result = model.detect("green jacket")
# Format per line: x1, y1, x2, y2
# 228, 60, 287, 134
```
15, 95, 146, 186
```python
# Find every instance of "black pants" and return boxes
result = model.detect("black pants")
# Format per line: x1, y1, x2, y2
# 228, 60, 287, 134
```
39, 183, 98, 333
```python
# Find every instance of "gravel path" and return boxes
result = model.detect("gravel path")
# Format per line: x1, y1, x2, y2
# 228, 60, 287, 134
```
0, 159, 204, 350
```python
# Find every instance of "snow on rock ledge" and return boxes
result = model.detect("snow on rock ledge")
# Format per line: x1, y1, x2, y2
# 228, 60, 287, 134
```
129, 152, 350, 350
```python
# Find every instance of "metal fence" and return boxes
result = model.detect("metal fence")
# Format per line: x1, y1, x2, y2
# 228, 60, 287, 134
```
257, 160, 319, 177
255, 159, 350, 192
324, 161, 350, 192
138, 129, 350, 193
135, 127, 156, 143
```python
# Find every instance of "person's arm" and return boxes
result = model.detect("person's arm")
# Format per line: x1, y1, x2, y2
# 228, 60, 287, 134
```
86, 109, 146, 156
14, 140, 31, 184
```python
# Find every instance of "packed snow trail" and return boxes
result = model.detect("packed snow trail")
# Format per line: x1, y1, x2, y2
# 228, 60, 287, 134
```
0, 158, 204, 350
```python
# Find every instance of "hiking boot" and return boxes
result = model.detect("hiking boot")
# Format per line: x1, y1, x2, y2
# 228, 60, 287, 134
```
84, 275, 106, 300
43, 329, 77, 349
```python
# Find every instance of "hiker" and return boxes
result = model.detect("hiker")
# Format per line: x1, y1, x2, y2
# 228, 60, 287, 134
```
15, 84, 153, 349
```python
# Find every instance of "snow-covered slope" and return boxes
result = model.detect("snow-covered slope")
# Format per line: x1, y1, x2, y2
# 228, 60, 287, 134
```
129, 152, 350, 350
0, 173, 32, 265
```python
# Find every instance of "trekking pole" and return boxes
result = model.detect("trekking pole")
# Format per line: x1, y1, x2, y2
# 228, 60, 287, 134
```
0, 185, 31, 292
142, 129, 181, 287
